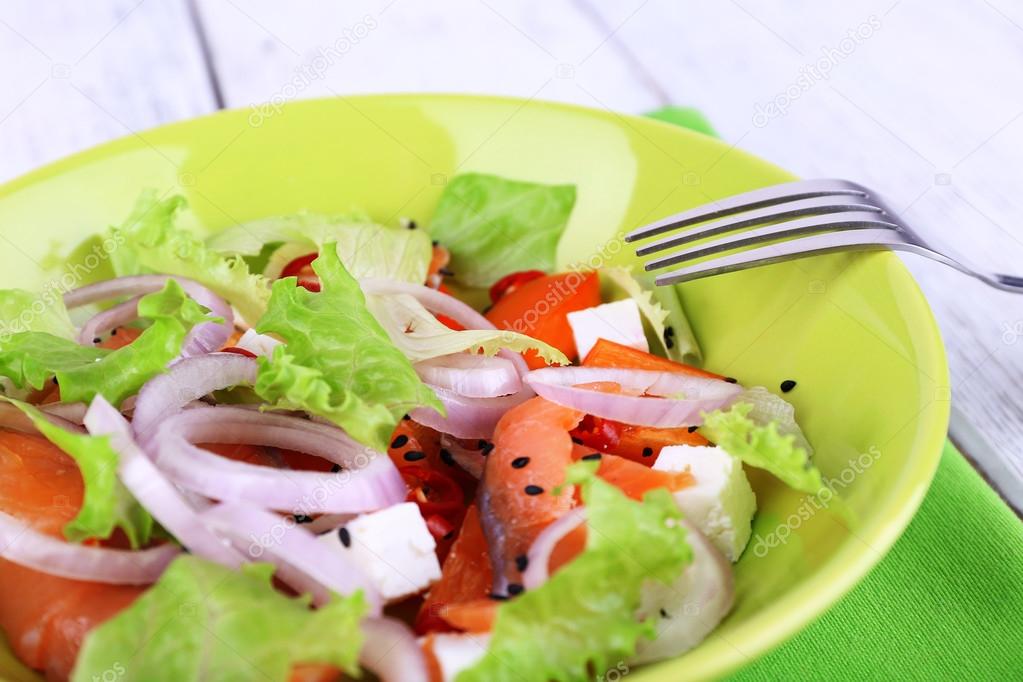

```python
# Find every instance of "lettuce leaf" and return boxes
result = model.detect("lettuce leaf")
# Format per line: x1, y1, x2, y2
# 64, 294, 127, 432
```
459, 462, 691, 682
0, 397, 152, 548
700, 401, 826, 497
0, 289, 76, 340
254, 245, 442, 451
107, 191, 271, 324
73, 556, 367, 682
0, 280, 213, 406
600, 267, 702, 365
207, 211, 433, 284
364, 290, 569, 365
429, 173, 576, 287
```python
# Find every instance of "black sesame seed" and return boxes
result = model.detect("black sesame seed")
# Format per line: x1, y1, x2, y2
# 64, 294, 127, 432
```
402, 413, 411, 421
293, 514, 313, 524
432, 239, 439, 247
724, 377, 738, 384
663, 326, 675, 349
391, 434, 410, 449
524, 484, 544, 496
92, 337, 102, 344
403, 450, 427, 462
642, 447, 654, 458
507, 583, 524, 596
515, 554, 529, 572
480, 441, 495, 456
331, 463, 342, 473
440, 448, 456, 467
438, 267, 455, 277
110, 328, 118, 336
660, 608, 670, 619
687, 425, 698, 433
665, 326, 675, 337
581, 453, 602, 461
780, 379, 797, 393
338, 527, 351, 548
571, 436, 583, 445
407, 220, 418, 230
511, 456, 530, 469
665, 336, 675, 349
489, 593, 509, 601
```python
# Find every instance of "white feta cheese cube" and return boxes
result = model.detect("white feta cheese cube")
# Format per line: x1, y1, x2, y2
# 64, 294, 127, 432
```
422, 633, 491, 682
234, 328, 282, 358
318, 502, 441, 602
654, 444, 756, 561
566, 299, 648, 360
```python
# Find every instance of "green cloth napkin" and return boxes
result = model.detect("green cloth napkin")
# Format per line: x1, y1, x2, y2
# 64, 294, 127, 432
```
646, 105, 1023, 679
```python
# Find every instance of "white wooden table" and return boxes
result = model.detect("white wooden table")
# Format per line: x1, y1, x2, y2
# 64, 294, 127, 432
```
2, 0, 1021, 510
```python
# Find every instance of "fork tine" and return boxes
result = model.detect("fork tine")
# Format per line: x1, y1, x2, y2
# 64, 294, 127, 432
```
652, 228, 913, 286
634, 195, 884, 257
643, 211, 899, 271
626, 178, 869, 243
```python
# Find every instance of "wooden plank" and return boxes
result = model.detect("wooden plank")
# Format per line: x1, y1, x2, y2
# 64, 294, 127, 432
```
193, 0, 662, 112
0, 0, 216, 182
581, 0, 1023, 507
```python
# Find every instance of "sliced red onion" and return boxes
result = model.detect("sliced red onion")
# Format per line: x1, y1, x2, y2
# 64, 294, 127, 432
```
525, 367, 743, 428
152, 406, 406, 514
360, 278, 529, 377
631, 521, 734, 664
438, 435, 486, 479
0, 510, 179, 584
360, 617, 429, 682
200, 502, 382, 613
84, 397, 245, 568
0, 403, 84, 434
132, 353, 258, 442
415, 354, 521, 398
522, 508, 587, 589
66, 275, 234, 358
411, 385, 530, 439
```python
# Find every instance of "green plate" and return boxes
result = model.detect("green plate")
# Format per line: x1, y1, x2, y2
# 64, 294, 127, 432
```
0, 95, 949, 681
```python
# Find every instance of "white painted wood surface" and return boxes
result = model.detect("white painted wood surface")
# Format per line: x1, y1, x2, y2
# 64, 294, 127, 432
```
0, 0, 1020, 510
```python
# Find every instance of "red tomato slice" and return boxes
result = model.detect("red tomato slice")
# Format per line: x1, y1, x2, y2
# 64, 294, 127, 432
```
484, 271, 601, 369
488, 269, 546, 303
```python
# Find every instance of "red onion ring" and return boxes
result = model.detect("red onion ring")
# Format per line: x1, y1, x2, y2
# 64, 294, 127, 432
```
200, 502, 382, 613
522, 508, 587, 589
359, 617, 429, 682
414, 354, 521, 398
524, 367, 742, 428
0, 510, 179, 584
411, 385, 530, 439
84, 397, 245, 568
152, 406, 406, 514
132, 353, 257, 442
65, 275, 234, 357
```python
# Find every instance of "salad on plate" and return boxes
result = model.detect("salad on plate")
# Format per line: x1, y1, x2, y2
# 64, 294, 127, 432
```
0, 172, 826, 682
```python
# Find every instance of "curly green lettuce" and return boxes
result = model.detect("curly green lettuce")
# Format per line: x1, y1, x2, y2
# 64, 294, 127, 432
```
458, 462, 691, 682
73, 557, 367, 682
0, 397, 153, 548
254, 245, 442, 451
0, 288, 76, 340
107, 191, 272, 324
429, 173, 576, 287
700, 401, 826, 497
0, 280, 214, 406
207, 211, 433, 284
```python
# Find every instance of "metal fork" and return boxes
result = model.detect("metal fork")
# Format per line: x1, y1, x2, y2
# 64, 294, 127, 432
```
625, 178, 1023, 293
